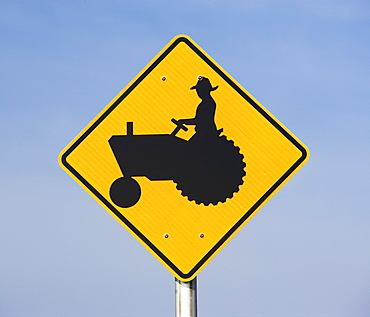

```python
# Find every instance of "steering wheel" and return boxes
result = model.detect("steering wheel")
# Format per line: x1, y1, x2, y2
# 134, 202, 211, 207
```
171, 118, 188, 136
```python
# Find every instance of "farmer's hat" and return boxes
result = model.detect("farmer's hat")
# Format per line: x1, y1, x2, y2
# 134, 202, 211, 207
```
190, 76, 218, 91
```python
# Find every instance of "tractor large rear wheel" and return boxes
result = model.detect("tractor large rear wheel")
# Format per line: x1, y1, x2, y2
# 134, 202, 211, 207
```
175, 136, 246, 205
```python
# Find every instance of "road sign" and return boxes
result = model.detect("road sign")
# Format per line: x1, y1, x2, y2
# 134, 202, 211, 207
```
59, 35, 309, 281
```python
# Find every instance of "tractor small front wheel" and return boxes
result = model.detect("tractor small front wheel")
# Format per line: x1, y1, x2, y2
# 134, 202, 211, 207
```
110, 177, 141, 208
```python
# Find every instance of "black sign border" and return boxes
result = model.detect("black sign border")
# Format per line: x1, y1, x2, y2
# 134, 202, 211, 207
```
61, 36, 308, 280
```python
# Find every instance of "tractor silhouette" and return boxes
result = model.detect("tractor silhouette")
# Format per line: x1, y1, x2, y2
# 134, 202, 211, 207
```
109, 77, 246, 208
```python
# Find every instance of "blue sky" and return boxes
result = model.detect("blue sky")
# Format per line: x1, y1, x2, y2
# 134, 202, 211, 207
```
1, 1, 370, 316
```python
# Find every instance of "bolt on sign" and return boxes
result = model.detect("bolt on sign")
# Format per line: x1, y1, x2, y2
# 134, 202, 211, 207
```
59, 35, 309, 281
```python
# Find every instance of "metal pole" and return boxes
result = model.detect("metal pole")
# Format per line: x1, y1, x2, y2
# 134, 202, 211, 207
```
175, 277, 197, 317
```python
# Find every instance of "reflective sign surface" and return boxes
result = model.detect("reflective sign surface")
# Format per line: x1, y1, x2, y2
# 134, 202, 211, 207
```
59, 35, 309, 281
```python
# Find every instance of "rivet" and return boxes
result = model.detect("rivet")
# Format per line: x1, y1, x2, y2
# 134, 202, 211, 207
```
161, 76, 167, 81
164, 233, 170, 239
197, 75, 203, 81
199, 233, 205, 238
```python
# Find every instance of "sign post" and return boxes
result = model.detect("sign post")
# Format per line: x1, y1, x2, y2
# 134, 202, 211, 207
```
59, 34, 309, 286
175, 277, 197, 317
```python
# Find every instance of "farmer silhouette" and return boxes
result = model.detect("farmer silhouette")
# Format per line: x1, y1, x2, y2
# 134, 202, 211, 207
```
177, 76, 220, 139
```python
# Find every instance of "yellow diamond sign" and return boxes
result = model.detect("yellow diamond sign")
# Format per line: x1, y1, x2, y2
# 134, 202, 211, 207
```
59, 35, 309, 281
